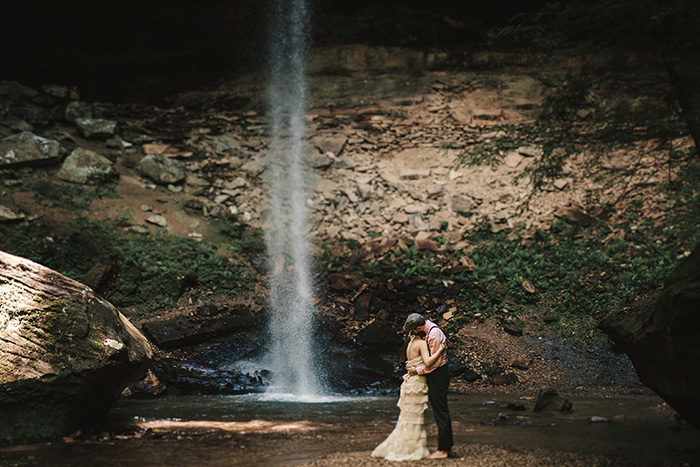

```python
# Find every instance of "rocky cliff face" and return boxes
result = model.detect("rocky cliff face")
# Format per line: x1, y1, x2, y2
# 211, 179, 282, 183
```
0, 250, 153, 441
601, 244, 700, 428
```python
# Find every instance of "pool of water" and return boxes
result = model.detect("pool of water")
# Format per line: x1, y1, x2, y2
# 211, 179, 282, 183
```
110, 393, 395, 425
2, 392, 699, 466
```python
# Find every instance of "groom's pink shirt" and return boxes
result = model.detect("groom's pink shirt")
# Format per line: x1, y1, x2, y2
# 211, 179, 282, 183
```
415, 319, 447, 375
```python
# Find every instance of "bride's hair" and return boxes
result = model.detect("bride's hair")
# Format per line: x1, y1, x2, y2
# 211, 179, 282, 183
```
399, 329, 427, 367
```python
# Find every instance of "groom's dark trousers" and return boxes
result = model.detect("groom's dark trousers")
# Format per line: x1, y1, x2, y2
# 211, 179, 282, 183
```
426, 364, 453, 452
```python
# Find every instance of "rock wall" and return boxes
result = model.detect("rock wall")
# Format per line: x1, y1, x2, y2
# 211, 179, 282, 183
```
601, 244, 700, 428
0, 250, 153, 441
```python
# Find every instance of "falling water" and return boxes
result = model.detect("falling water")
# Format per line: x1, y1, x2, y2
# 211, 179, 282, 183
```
263, 0, 326, 398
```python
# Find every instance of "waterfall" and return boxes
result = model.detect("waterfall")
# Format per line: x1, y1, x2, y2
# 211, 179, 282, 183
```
263, 0, 326, 398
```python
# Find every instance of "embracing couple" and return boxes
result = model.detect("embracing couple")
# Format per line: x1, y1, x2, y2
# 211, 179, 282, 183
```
372, 313, 454, 461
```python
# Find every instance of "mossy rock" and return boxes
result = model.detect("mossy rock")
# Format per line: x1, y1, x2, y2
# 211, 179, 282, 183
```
0, 250, 153, 442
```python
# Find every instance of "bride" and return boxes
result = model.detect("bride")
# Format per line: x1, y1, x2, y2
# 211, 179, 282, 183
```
371, 330, 447, 461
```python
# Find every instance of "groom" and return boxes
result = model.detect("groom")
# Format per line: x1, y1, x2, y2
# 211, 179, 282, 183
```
404, 313, 453, 459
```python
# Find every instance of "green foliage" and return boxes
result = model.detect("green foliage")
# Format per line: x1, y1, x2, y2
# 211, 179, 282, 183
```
321, 161, 700, 336
24, 179, 120, 210
0, 217, 259, 319
214, 217, 265, 254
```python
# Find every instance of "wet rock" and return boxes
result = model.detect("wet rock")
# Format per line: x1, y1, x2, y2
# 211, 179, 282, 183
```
123, 369, 167, 398
506, 403, 527, 411
449, 361, 480, 382
0, 250, 152, 441
533, 388, 573, 413
152, 359, 265, 395
57, 147, 119, 185
137, 153, 186, 185
601, 243, 700, 428
0, 131, 61, 168
139, 304, 256, 350
75, 117, 118, 139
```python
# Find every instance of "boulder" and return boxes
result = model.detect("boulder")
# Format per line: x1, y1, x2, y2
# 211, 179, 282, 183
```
312, 134, 347, 156
75, 118, 117, 139
0, 250, 152, 441
601, 244, 700, 428
136, 153, 186, 185
64, 101, 93, 123
533, 388, 573, 413
0, 205, 25, 222
57, 147, 119, 185
0, 80, 39, 99
0, 131, 61, 168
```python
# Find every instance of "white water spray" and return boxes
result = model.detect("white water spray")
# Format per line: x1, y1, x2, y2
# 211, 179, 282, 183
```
263, 0, 326, 398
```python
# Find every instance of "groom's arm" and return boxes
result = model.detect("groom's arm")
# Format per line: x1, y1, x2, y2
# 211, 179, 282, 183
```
414, 333, 444, 375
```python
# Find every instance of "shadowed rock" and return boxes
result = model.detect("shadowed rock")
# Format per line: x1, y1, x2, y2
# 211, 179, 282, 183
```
0, 250, 152, 441
601, 244, 700, 428
533, 388, 572, 413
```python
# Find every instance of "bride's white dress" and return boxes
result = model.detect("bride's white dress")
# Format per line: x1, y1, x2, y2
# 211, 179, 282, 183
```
371, 353, 430, 461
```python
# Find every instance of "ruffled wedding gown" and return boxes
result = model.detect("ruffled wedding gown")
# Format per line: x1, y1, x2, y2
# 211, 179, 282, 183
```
371, 354, 430, 461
